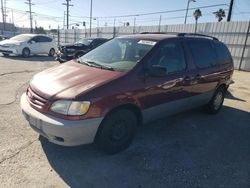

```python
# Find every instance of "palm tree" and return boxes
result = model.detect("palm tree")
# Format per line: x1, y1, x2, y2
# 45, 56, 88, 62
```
213, 9, 226, 22
193, 9, 202, 33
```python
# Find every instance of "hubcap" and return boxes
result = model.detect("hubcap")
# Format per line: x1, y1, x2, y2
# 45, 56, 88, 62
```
213, 91, 223, 110
111, 120, 127, 141
24, 49, 29, 55
50, 49, 55, 55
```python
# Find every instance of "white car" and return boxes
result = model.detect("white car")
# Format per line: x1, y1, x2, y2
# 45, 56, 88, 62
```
0, 34, 56, 57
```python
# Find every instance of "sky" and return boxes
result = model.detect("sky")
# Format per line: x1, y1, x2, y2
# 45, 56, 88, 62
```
4, 0, 250, 30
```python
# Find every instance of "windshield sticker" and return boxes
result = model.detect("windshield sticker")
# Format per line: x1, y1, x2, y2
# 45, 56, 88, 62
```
138, 40, 156, 46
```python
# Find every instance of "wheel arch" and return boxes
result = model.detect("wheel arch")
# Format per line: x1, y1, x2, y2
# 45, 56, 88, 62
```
94, 103, 143, 144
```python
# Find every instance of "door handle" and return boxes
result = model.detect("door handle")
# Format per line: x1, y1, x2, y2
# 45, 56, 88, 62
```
184, 76, 192, 81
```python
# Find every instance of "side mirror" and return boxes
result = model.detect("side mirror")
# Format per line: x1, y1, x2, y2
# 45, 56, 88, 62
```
30, 40, 36, 44
148, 64, 167, 77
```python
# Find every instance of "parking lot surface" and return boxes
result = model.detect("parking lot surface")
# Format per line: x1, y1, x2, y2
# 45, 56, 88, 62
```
0, 55, 249, 188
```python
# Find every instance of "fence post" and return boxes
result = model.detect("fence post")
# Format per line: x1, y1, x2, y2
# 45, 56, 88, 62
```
239, 20, 250, 70
57, 27, 60, 46
64, 30, 66, 44
74, 29, 76, 42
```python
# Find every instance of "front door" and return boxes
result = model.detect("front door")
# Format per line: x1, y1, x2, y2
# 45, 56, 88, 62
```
136, 40, 194, 123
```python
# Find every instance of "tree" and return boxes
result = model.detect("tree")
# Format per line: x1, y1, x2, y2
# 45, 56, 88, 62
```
193, 9, 202, 33
34, 26, 46, 34
213, 9, 226, 22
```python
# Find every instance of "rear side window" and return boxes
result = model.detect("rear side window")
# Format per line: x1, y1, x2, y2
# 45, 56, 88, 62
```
38, 36, 52, 42
188, 40, 216, 68
214, 42, 232, 65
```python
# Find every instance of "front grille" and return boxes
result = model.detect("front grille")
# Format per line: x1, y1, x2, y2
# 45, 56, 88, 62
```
27, 87, 50, 110
58, 46, 66, 53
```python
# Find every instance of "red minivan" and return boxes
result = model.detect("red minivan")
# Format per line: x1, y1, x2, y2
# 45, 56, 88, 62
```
21, 33, 234, 154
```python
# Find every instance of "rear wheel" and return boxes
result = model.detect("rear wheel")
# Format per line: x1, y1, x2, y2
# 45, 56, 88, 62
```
205, 87, 226, 114
95, 109, 137, 154
49, 48, 55, 57
22, 48, 30, 57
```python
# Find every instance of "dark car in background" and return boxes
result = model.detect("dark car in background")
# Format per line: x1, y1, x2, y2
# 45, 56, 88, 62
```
0, 35, 9, 41
56, 37, 109, 63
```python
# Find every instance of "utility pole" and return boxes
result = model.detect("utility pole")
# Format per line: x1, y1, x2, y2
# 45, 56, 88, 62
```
1, 0, 5, 34
25, 0, 34, 33
184, 0, 196, 24
62, 0, 73, 29
89, 0, 93, 37
227, 0, 234, 22
4, 0, 7, 23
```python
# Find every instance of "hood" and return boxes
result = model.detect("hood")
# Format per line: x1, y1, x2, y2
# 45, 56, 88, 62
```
0, 39, 22, 45
61, 43, 86, 48
30, 60, 124, 100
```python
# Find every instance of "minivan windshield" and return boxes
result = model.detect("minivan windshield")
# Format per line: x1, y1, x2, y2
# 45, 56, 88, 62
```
10, 34, 33, 41
78, 38, 156, 72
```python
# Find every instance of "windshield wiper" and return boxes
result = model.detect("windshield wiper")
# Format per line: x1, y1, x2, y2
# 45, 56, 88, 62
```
77, 59, 114, 71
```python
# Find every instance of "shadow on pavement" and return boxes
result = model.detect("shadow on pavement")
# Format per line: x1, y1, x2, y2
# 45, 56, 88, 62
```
1, 54, 56, 62
225, 90, 246, 102
40, 106, 250, 188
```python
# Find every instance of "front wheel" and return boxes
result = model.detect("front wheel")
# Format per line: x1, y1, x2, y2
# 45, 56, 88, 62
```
2, 53, 9, 56
22, 48, 30, 57
48, 48, 55, 57
205, 87, 225, 114
95, 109, 137, 154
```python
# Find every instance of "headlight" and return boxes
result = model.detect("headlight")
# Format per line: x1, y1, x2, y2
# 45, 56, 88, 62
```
4, 44, 17, 48
50, 100, 90, 116
66, 48, 76, 53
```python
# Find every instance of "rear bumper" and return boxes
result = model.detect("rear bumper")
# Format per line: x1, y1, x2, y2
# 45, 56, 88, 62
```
20, 93, 103, 146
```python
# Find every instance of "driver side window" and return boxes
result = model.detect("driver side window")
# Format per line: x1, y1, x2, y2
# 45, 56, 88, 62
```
149, 41, 186, 74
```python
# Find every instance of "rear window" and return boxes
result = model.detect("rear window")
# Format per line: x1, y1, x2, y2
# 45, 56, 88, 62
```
188, 40, 216, 68
214, 42, 232, 65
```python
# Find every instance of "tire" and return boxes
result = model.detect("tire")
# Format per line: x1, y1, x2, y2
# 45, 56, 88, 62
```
22, 48, 30, 57
58, 59, 65, 63
205, 87, 226, 114
74, 51, 85, 59
95, 109, 137, 154
49, 48, 55, 57
2, 53, 9, 56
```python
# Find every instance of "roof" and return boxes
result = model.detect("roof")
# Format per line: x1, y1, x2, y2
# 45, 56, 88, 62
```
118, 34, 176, 41
117, 33, 219, 42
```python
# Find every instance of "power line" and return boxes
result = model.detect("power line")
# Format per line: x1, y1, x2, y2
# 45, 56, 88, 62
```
96, 4, 228, 19
62, 0, 73, 29
24, 0, 34, 33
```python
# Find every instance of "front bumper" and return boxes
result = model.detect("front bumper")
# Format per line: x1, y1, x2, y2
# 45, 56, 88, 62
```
0, 48, 18, 55
20, 93, 103, 146
55, 51, 74, 62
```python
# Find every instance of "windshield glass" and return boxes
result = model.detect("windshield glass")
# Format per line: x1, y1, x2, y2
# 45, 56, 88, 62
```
77, 38, 93, 46
78, 38, 156, 72
10, 34, 33, 41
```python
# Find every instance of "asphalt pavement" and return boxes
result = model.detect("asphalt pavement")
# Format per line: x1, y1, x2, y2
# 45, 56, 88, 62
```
0, 55, 249, 188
